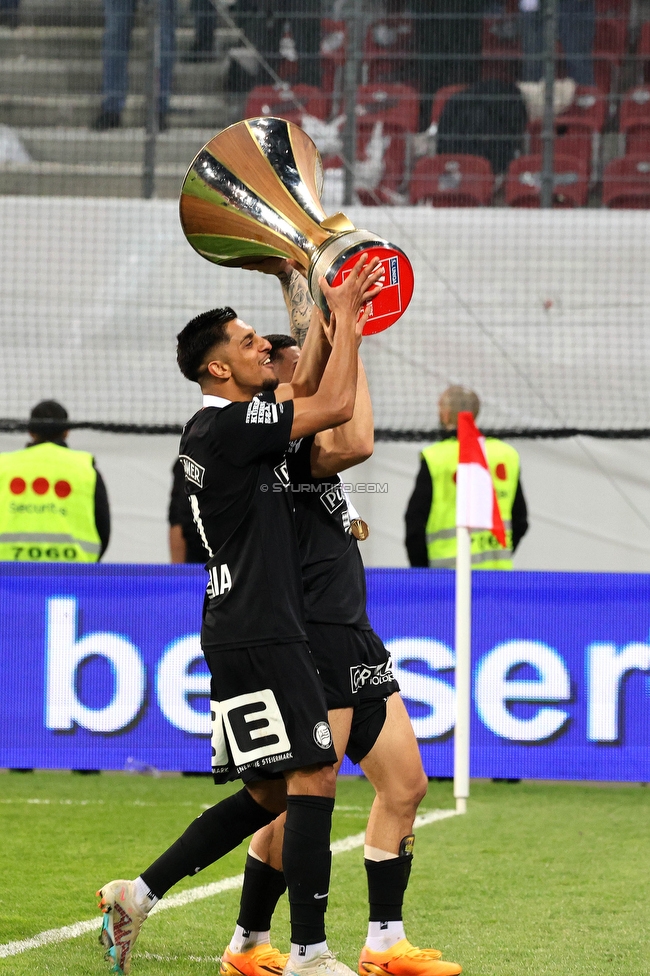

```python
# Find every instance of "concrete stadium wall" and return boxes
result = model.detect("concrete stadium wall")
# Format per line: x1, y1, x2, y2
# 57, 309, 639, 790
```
1, 431, 649, 572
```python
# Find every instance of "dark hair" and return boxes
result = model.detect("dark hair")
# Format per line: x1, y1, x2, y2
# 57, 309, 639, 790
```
265, 333, 298, 362
176, 307, 237, 382
28, 400, 69, 441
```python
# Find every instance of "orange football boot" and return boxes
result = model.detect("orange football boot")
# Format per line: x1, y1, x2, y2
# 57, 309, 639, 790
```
220, 944, 290, 976
359, 939, 461, 976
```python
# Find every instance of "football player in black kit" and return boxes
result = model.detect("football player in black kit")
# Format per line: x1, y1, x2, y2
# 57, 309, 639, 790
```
96, 254, 384, 976
218, 273, 462, 976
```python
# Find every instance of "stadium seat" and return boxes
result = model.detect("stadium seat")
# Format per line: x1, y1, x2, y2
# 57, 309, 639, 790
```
481, 0, 521, 81
363, 16, 414, 85
592, 14, 628, 93
320, 19, 346, 115
319, 84, 420, 205
620, 86, 650, 154
602, 154, 650, 207
355, 82, 420, 134
505, 153, 589, 207
244, 84, 328, 124
527, 85, 607, 170
356, 83, 419, 204
409, 154, 494, 207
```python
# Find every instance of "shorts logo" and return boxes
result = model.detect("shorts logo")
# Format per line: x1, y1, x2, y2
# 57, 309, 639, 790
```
350, 657, 394, 695
180, 455, 205, 488
211, 689, 291, 768
313, 721, 333, 749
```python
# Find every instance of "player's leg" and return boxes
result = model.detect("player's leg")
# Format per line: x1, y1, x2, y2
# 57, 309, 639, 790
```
222, 711, 355, 976
97, 779, 287, 975
357, 693, 461, 976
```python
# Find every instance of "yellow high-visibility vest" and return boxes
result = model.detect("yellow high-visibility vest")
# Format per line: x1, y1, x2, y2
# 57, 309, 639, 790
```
421, 437, 520, 570
0, 442, 101, 562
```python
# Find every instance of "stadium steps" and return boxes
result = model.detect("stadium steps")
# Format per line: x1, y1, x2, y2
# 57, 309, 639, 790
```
13, 126, 215, 165
0, 2, 238, 197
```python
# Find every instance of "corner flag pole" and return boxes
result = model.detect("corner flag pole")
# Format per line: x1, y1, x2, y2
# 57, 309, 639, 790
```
452, 411, 505, 816
453, 524, 471, 815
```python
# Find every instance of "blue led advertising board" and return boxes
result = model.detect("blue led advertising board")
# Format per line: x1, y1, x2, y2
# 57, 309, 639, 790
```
1, 566, 649, 780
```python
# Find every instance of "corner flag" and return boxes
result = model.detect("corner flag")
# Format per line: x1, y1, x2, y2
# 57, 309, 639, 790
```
455, 411, 506, 547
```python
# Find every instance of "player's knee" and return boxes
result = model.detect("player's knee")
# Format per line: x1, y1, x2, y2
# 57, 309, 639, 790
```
246, 779, 287, 814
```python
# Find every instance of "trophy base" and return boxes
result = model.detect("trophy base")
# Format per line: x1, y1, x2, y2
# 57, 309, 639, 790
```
308, 230, 414, 335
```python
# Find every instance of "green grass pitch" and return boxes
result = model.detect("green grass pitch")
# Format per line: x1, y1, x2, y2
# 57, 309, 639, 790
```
1, 772, 649, 975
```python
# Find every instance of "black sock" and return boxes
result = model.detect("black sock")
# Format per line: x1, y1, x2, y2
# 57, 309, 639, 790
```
237, 853, 287, 932
141, 788, 276, 899
283, 795, 334, 947
365, 854, 413, 922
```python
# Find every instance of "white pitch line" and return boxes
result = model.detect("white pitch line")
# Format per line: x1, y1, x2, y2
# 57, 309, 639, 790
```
0, 807, 460, 959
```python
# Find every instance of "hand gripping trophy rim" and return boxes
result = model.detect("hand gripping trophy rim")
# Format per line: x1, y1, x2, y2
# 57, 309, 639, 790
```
179, 116, 414, 335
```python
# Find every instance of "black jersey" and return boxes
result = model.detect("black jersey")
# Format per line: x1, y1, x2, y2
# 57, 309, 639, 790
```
179, 392, 305, 651
286, 435, 370, 628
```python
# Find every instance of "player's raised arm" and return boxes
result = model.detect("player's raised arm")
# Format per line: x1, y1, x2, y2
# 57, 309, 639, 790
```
283, 254, 383, 441
310, 358, 374, 477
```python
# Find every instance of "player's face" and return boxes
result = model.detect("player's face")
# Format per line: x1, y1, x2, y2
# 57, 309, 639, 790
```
272, 346, 300, 384
220, 319, 277, 391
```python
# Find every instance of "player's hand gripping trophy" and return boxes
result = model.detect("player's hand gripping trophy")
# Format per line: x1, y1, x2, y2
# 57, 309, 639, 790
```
179, 116, 414, 334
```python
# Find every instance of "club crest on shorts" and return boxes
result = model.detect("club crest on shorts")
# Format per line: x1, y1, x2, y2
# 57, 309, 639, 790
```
313, 721, 332, 749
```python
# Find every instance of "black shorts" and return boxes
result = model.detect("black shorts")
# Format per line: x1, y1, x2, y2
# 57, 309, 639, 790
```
305, 623, 401, 765
205, 641, 337, 784
305, 622, 400, 710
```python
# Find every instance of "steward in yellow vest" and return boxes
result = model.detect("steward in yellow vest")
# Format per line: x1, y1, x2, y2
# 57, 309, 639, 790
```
405, 386, 528, 570
0, 400, 110, 562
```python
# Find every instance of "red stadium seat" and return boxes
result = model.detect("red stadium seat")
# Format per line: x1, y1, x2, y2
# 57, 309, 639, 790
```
620, 86, 650, 154
527, 86, 606, 170
505, 153, 589, 207
409, 155, 494, 207
319, 84, 420, 205
355, 82, 420, 134
244, 84, 328, 124
354, 84, 419, 204
602, 154, 650, 207
363, 16, 414, 85
592, 15, 628, 92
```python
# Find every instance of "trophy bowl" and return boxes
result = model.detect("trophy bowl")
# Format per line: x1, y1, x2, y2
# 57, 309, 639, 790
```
179, 116, 414, 335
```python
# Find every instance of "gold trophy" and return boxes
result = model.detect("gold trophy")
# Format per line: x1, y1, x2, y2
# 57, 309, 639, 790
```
179, 116, 413, 335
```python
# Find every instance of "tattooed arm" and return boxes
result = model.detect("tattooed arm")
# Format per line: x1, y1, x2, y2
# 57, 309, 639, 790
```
277, 267, 314, 349
241, 257, 331, 398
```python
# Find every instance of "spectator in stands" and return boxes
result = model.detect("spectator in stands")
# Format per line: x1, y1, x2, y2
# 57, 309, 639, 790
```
410, 0, 487, 132
0, 400, 110, 562
519, 0, 595, 86
168, 458, 208, 563
93, 0, 176, 131
224, 0, 321, 97
404, 385, 528, 569
0, 0, 19, 29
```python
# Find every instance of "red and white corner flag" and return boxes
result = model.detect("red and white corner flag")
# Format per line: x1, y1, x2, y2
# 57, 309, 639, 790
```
456, 411, 506, 547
